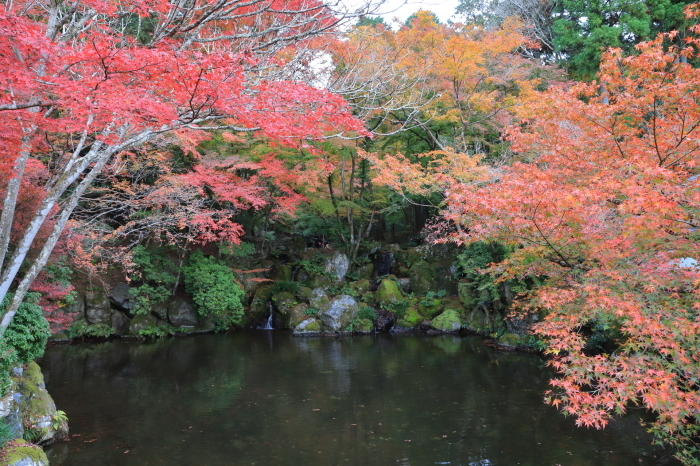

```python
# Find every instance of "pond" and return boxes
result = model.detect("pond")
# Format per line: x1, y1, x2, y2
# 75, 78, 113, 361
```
40, 331, 677, 466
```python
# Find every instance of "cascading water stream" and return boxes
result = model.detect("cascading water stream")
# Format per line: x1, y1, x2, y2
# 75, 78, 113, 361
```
258, 302, 274, 330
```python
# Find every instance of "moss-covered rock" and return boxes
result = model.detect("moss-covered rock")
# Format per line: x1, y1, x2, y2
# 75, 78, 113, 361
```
408, 261, 437, 295
497, 332, 527, 348
354, 318, 374, 334
355, 263, 374, 280
309, 288, 329, 310
430, 309, 461, 332
272, 264, 292, 281
308, 275, 332, 289
247, 285, 273, 326
349, 280, 371, 295
0, 440, 49, 466
396, 306, 422, 328
457, 281, 476, 309
85, 289, 112, 325
293, 318, 321, 335
271, 291, 298, 329
287, 303, 309, 329
374, 279, 403, 305
318, 295, 360, 331
128, 313, 158, 336
296, 286, 314, 302
418, 299, 443, 319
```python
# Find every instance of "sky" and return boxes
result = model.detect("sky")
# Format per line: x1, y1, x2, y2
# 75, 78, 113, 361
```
372, 0, 461, 25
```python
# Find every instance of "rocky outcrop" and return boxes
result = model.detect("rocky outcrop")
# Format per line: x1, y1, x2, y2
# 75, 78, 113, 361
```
374, 279, 403, 305
324, 251, 349, 283
0, 362, 68, 447
168, 300, 198, 327
430, 309, 461, 332
108, 283, 134, 314
0, 440, 49, 466
293, 318, 321, 336
317, 295, 359, 331
374, 310, 395, 332
85, 290, 112, 325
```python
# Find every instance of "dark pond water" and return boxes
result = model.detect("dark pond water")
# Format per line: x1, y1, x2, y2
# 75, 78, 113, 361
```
40, 332, 678, 466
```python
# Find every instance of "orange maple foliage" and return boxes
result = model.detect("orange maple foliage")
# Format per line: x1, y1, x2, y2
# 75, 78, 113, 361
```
441, 27, 700, 464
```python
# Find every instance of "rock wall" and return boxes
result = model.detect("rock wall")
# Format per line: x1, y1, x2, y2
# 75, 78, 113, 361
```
0, 362, 67, 466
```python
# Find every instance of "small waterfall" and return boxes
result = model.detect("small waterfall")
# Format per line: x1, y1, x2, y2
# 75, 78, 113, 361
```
258, 302, 274, 330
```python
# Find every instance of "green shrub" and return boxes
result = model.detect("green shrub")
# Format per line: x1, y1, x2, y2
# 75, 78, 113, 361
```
218, 241, 256, 258
358, 306, 377, 322
380, 299, 408, 319
183, 251, 244, 327
67, 322, 114, 339
0, 338, 18, 397
270, 281, 300, 295
128, 246, 178, 315
304, 307, 319, 316
2, 293, 50, 364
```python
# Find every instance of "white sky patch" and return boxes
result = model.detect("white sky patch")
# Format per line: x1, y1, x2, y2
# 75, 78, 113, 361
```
364, 0, 461, 25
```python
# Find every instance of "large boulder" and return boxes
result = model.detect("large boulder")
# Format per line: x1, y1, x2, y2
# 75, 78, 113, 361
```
271, 291, 298, 329
0, 440, 49, 466
325, 251, 349, 283
348, 279, 371, 295
396, 306, 422, 328
276, 302, 308, 329
293, 318, 321, 336
109, 282, 134, 313
128, 313, 158, 336
111, 310, 131, 336
374, 279, 403, 305
85, 290, 112, 325
1, 362, 68, 447
309, 288, 329, 310
318, 295, 359, 331
408, 260, 438, 295
431, 309, 461, 332
168, 300, 198, 327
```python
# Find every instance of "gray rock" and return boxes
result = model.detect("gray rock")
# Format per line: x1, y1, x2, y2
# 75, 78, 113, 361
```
109, 282, 134, 312
397, 278, 411, 293
168, 300, 198, 327
324, 251, 349, 283
318, 295, 359, 331
151, 301, 169, 321
11, 457, 49, 466
85, 290, 112, 325
128, 313, 157, 335
293, 318, 321, 335
309, 288, 329, 310
111, 310, 130, 336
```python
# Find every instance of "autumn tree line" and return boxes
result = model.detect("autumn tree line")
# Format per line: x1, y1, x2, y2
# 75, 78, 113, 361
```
2, 0, 700, 462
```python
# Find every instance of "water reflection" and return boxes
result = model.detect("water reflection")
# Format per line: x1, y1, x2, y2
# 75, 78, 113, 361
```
41, 332, 678, 466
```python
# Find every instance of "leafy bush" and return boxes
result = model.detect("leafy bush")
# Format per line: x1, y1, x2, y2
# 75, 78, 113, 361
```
1, 293, 50, 364
183, 251, 244, 327
128, 246, 179, 315
0, 338, 18, 397
51, 411, 68, 431
67, 322, 114, 339
304, 307, 319, 316
380, 299, 409, 319
358, 306, 377, 322
219, 241, 256, 258
270, 281, 300, 295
